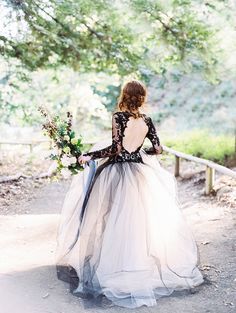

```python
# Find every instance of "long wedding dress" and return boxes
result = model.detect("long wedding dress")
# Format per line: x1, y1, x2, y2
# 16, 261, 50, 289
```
55, 111, 204, 308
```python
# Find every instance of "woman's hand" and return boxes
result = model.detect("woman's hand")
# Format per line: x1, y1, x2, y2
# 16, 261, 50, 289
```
156, 145, 163, 154
78, 154, 92, 164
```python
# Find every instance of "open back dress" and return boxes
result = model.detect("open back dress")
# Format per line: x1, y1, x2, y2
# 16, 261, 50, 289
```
55, 111, 204, 308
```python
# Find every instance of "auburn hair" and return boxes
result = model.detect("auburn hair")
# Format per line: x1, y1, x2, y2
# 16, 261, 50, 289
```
117, 80, 147, 118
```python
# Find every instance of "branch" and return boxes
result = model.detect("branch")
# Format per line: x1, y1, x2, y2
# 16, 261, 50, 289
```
81, 21, 104, 40
144, 9, 179, 38
30, 1, 105, 41
32, 1, 71, 32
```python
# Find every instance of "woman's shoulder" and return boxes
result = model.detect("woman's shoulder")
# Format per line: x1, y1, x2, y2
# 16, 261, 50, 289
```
113, 111, 123, 116
112, 111, 152, 124
140, 113, 152, 122
113, 110, 130, 115
112, 111, 131, 120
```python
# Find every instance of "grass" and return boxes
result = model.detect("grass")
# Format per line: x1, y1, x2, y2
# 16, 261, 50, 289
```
163, 129, 235, 165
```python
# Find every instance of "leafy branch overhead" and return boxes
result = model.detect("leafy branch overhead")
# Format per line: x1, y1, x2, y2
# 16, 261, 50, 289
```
1, 0, 219, 76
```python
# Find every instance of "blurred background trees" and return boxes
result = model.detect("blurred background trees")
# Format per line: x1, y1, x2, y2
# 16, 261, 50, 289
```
0, 0, 235, 164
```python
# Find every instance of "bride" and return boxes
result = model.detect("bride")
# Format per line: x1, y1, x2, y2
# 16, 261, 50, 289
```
55, 80, 204, 308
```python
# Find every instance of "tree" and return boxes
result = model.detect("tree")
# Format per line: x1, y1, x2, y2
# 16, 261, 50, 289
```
1, 0, 235, 127
0, 0, 219, 77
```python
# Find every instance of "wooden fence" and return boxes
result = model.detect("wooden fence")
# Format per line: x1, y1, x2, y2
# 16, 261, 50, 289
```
0, 140, 235, 195
0, 140, 52, 153
163, 145, 236, 195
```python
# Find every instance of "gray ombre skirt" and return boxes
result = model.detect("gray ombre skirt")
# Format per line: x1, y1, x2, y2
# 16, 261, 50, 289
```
55, 145, 204, 308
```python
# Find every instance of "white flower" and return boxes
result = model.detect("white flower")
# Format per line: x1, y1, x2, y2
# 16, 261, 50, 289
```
63, 146, 70, 154
64, 135, 70, 141
61, 155, 71, 167
71, 138, 78, 145
61, 168, 71, 179
69, 156, 77, 164
61, 155, 77, 166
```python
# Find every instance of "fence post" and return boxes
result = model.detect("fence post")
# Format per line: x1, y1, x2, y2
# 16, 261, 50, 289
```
175, 156, 180, 177
30, 144, 33, 153
205, 166, 215, 195
235, 127, 236, 153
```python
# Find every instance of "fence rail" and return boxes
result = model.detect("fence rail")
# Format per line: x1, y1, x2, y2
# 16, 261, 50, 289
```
162, 145, 236, 195
0, 140, 235, 195
0, 140, 52, 153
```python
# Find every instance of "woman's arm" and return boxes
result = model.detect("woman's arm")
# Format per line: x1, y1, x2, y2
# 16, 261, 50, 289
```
81, 113, 122, 160
144, 117, 163, 155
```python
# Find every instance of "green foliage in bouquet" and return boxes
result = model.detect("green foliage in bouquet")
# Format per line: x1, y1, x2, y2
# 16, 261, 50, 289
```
39, 106, 84, 177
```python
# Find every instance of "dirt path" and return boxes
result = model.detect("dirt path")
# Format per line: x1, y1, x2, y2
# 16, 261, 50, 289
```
0, 172, 235, 313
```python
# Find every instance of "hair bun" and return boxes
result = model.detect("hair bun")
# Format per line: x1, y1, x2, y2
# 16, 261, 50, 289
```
117, 80, 147, 117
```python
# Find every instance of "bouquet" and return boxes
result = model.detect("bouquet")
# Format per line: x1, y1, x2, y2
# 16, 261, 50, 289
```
39, 106, 84, 178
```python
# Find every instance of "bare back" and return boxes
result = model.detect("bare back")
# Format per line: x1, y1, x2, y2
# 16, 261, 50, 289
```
122, 116, 149, 153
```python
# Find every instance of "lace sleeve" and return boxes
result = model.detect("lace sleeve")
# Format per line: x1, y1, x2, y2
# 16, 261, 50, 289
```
144, 117, 163, 155
83, 113, 122, 160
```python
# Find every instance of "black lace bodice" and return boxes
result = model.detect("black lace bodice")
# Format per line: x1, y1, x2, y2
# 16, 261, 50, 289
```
83, 111, 162, 163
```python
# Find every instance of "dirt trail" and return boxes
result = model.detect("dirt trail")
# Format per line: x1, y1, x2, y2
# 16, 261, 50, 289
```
0, 172, 235, 313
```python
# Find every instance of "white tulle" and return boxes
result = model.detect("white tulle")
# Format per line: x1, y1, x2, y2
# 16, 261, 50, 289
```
55, 142, 204, 308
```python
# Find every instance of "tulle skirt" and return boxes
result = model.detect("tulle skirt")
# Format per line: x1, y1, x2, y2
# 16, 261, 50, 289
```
55, 147, 204, 308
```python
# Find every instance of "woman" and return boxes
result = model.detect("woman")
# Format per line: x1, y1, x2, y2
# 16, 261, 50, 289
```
55, 80, 204, 308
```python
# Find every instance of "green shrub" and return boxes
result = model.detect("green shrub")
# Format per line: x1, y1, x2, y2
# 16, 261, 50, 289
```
163, 129, 235, 165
